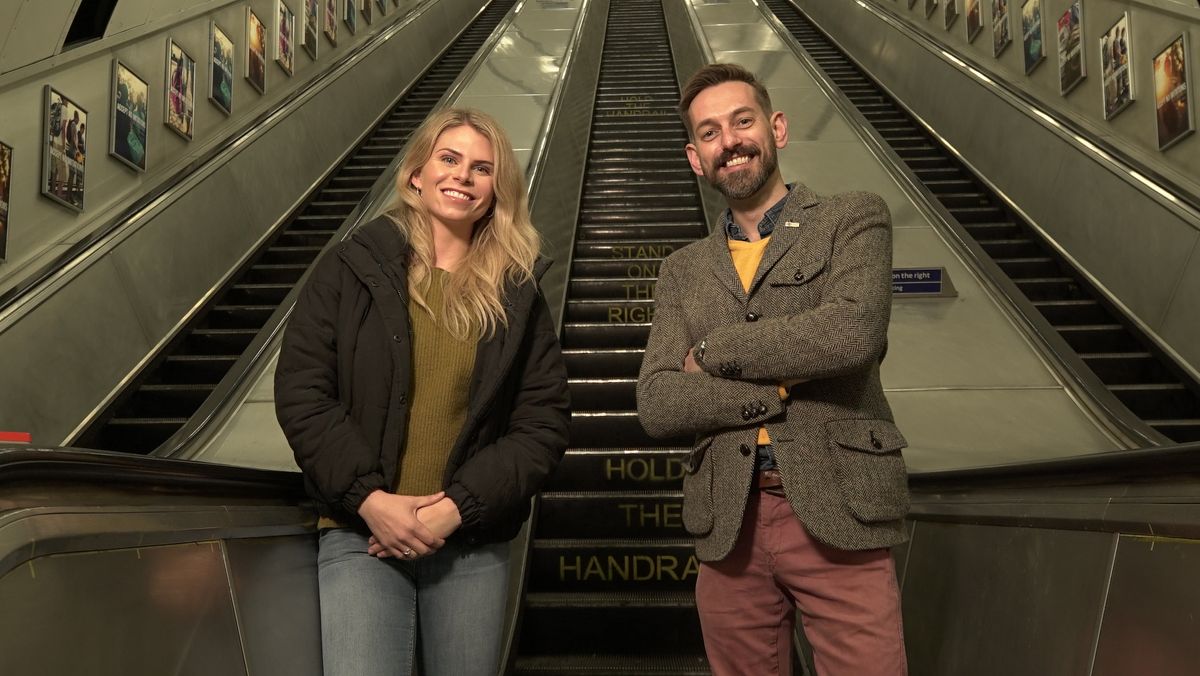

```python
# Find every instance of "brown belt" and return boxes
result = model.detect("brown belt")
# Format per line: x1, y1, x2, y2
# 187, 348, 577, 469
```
753, 468, 785, 496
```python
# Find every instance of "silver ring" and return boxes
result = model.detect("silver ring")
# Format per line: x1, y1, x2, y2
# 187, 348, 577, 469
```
402, 548, 414, 558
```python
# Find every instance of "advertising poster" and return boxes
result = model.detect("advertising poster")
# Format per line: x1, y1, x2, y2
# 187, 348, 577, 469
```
1101, 13, 1133, 120
1021, 0, 1044, 74
324, 0, 338, 46
278, 1, 296, 76
41, 86, 87, 211
965, 0, 982, 43
992, 0, 1011, 57
166, 40, 195, 140
0, 142, 11, 259
1154, 35, 1193, 150
1056, 1, 1085, 94
210, 22, 235, 115
247, 8, 267, 94
304, 0, 319, 60
110, 60, 149, 171
344, 0, 358, 35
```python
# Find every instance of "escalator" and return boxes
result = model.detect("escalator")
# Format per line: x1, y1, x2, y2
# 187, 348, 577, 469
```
513, 1, 708, 674
761, 0, 1200, 444
77, 0, 517, 454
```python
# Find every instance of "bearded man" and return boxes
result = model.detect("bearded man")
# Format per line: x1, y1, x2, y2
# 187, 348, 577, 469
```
636, 63, 911, 676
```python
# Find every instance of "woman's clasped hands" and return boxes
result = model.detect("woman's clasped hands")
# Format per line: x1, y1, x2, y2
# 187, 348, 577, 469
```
358, 490, 464, 560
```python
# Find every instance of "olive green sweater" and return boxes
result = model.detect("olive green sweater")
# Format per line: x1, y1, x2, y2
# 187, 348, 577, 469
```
317, 268, 476, 529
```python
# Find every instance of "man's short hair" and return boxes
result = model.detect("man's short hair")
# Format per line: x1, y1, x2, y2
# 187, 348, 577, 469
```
678, 63, 773, 134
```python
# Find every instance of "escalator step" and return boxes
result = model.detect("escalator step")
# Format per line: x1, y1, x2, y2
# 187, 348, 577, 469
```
520, 591, 703, 655
537, 493, 688, 540
561, 348, 645, 378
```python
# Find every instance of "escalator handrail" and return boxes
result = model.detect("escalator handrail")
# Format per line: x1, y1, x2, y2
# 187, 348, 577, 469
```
0, 445, 303, 494
907, 440, 1200, 488
758, 0, 1169, 450
0, 0, 447, 325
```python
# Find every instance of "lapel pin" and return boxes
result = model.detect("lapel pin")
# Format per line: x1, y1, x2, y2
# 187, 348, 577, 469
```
784, 221, 800, 228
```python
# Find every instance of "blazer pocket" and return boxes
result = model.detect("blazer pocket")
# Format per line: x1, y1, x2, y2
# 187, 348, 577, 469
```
768, 257, 827, 287
826, 419, 910, 524
681, 436, 715, 536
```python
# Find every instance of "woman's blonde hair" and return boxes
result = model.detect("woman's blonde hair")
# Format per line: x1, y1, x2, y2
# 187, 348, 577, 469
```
387, 108, 540, 340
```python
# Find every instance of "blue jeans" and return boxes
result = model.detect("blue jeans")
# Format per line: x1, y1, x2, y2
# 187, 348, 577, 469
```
317, 528, 511, 676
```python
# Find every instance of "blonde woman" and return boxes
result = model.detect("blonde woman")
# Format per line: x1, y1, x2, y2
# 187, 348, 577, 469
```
275, 108, 570, 676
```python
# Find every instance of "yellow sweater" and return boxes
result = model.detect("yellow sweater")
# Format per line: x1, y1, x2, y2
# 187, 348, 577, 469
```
727, 237, 785, 446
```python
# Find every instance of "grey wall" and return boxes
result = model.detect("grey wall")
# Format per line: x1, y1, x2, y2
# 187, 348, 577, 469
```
0, 0, 484, 445
792, 0, 1200, 378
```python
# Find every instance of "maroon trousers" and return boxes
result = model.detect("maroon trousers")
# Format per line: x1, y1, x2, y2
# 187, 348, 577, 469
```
695, 490, 908, 676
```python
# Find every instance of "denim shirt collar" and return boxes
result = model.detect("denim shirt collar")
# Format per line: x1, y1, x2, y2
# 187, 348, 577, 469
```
722, 184, 795, 242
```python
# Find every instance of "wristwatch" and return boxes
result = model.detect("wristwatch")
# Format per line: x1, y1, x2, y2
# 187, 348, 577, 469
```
694, 340, 706, 367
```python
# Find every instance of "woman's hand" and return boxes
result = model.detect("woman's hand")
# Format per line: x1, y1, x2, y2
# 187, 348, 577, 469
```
416, 497, 463, 539
368, 496, 463, 558
358, 490, 446, 559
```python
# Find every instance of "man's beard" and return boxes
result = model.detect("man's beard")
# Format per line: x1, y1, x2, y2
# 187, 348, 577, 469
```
703, 142, 778, 201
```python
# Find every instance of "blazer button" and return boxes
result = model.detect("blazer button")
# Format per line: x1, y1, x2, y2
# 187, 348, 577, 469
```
745, 312, 759, 322
757, 402, 768, 415
740, 444, 752, 456
794, 271, 806, 281
392, 334, 403, 342
871, 431, 883, 449
741, 407, 752, 421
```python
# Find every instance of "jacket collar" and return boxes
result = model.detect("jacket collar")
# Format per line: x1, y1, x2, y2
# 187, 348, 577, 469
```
708, 183, 821, 300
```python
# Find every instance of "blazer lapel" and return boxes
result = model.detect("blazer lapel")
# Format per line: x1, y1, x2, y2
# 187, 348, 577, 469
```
747, 185, 821, 295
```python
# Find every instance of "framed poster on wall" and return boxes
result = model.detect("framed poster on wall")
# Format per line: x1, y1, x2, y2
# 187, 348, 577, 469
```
210, 22, 235, 115
1021, 0, 1045, 74
1056, 1, 1085, 95
110, 60, 149, 172
246, 8, 268, 94
0, 141, 11, 260
41, 86, 87, 212
362, 0, 373, 24
944, 0, 958, 30
277, 0, 296, 76
965, 0, 982, 43
165, 39, 196, 140
992, 0, 1011, 57
303, 0, 319, 59
1100, 13, 1133, 120
925, 0, 938, 19
324, 0, 338, 46
1154, 34, 1193, 150
343, 0, 357, 35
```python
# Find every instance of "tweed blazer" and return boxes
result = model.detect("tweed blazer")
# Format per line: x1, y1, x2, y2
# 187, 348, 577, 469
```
636, 183, 909, 561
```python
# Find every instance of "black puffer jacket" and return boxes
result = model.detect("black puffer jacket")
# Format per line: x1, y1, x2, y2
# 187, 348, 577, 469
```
274, 216, 571, 543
